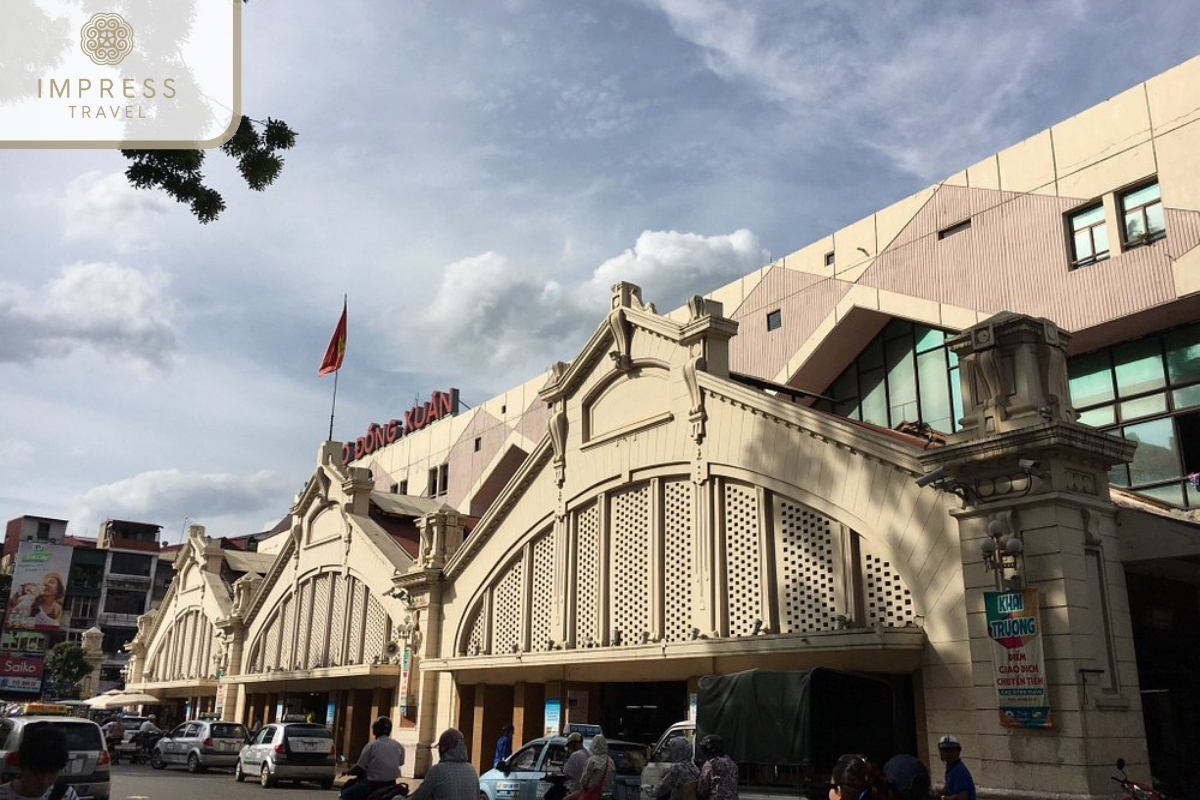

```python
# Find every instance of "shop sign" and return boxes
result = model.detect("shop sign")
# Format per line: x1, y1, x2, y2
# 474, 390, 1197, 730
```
399, 646, 410, 716
543, 698, 561, 737
341, 388, 460, 465
986, 588, 1052, 728
0, 652, 43, 693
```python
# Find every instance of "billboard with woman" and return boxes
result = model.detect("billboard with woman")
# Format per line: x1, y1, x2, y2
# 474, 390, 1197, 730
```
5, 542, 71, 632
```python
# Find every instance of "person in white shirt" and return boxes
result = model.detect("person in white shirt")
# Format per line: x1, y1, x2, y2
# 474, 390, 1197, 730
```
341, 717, 405, 800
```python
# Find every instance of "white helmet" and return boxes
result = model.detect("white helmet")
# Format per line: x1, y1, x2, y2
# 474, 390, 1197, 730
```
938, 734, 961, 750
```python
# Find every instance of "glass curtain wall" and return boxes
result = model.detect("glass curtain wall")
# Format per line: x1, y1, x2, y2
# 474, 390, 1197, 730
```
1068, 322, 1200, 508
812, 320, 963, 435
817, 318, 1200, 509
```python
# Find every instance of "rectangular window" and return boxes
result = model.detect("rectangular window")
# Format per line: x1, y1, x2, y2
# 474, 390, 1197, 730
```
1121, 180, 1165, 246
824, 251, 835, 267
427, 468, 438, 496
474, 437, 481, 452
1068, 203, 1109, 267
428, 464, 449, 497
938, 219, 971, 239
398, 480, 408, 495
36, 522, 50, 540
438, 464, 449, 495
766, 309, 782, 331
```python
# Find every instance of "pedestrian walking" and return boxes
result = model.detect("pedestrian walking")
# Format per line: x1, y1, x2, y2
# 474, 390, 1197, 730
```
652, 737, 700, 800
493, 724, 515, 768
934, 736, 976, 800
562, 732, 588, 792
696, 735, 737, 800
565, 734, 615, 800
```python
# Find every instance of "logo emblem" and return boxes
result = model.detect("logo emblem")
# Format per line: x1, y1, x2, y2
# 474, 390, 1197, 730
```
80, 13, 134, 66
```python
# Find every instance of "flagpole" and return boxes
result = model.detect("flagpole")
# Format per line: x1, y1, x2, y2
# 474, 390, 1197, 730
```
328, 367, 339, 442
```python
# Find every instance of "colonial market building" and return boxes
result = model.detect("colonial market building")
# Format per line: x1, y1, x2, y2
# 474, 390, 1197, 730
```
126, 55, 1200, 798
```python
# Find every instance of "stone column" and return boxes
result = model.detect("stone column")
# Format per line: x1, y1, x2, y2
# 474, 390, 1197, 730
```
79, 627, 105, 697
920, 313, 1143, 799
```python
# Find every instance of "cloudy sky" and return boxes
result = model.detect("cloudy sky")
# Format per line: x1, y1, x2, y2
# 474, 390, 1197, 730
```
1, 1, 1196, 542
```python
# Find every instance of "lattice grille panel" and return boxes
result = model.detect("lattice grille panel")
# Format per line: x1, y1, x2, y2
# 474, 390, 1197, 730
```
493, 558, 525, 654
364, 594, 388, 661
279, 596, 295, 669
576, 503, 600, 646
777, 498, 837, 632
724, 482, 762, 637
310, 574, 331, 667
295, 581, 312, 669
862, 547, 915, 628
530, 532, 555, 651
182, 614, 196, 676
330, 574, 346, 665
199, 616, 213, 678
466, 602, 487, 655
612, 484, 651, 643
264, 614, 280, 670
663, 480, 694, 642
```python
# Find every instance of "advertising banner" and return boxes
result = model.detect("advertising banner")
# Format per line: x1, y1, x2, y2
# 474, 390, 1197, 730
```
0, 652, 44, 694
985, 588, 1052, 728
6, 542, 72, 632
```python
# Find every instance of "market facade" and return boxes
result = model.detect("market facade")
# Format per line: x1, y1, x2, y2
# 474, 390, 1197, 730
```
127, 55, 1200, 798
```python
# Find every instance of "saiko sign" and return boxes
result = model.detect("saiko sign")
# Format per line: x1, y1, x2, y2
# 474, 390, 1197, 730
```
342, 388, 460, 465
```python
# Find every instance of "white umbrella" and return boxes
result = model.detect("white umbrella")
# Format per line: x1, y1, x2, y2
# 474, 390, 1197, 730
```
83, 689, 124, 708
89, 690, 163, 709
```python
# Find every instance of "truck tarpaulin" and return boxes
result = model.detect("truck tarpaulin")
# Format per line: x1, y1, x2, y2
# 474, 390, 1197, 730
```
696, 668, 900, 770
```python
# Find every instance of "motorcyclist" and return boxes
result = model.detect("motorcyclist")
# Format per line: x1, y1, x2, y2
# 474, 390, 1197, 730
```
101, 717, 125, 764
342, 717, 405, 800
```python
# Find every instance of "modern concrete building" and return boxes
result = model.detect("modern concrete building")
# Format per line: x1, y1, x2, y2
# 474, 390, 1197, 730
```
126, 54, 1200, 799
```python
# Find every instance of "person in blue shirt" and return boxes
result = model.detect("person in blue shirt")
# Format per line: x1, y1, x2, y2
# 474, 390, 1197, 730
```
935, 736, 976, 800
493, 724, 515, 768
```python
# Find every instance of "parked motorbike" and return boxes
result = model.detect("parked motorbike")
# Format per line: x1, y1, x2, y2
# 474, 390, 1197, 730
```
129, 730, 165, 766
1113, 758, 1167, 800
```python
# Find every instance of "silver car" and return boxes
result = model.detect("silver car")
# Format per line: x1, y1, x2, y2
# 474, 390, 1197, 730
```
235, 722, 335, 788
0, 715, 111, 800
479, 736, 648, 800
151, 720, 249, 772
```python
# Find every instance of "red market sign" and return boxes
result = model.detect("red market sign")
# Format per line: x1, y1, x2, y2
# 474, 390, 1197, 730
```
342, 388, 460, 465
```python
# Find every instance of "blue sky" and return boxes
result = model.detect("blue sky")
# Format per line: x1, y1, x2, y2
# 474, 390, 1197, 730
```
1, 0, 1196, 541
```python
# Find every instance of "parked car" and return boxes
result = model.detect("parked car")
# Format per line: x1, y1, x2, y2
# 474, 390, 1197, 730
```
151, 719, 250, 772
479, 735, 648, 800
236, 721, 335, 788
0, 707, 111, 800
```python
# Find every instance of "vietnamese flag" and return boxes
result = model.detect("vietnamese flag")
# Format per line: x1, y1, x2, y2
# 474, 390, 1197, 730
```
318, 299, 347, 376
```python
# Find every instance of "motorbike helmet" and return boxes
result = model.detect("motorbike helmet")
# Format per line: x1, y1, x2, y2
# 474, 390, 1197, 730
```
699, 734, 725, 758
937, 734, 961, 751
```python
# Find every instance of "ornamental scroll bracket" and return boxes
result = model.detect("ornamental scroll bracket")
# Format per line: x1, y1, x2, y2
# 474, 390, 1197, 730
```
549, 403, 568, 487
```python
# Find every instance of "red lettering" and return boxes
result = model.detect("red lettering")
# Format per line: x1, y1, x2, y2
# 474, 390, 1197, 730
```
370, 423, 387, 451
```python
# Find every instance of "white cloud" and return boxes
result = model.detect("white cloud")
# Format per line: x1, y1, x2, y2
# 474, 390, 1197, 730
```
69, 469, 290, 537
404, 229, 766, 384
60, 170, 174, 252
584, 228, 765, 308
0, 262, 180, 369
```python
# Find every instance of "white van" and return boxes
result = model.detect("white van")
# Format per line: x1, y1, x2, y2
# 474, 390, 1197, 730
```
640, 721, 695, 796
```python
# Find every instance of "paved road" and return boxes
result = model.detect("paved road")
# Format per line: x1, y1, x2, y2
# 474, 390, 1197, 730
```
110, 762, 338, 800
